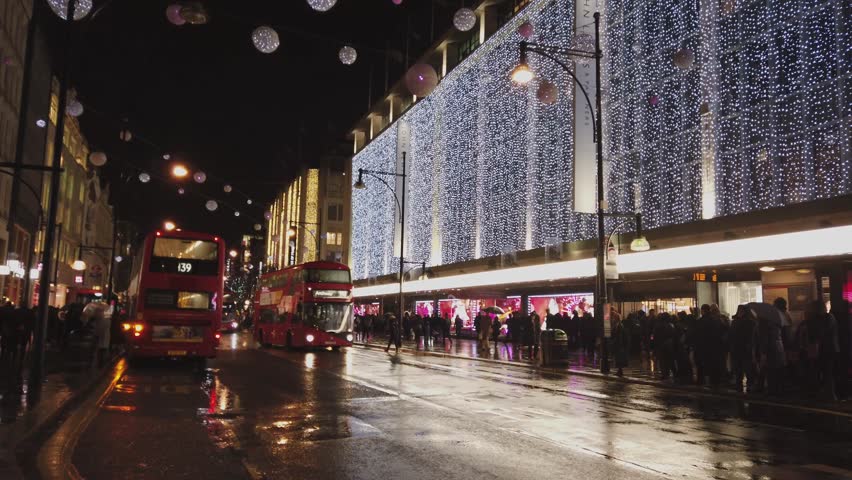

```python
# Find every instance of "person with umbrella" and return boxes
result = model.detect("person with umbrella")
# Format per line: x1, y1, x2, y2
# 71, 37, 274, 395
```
749, 301, 786, 395
730, 305, 757, 393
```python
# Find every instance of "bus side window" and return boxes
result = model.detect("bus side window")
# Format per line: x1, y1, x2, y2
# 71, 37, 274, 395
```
260, 309, 276, 325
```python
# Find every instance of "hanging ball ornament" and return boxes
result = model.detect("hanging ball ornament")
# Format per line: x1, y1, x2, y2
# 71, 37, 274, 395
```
166, 4, 186, 25
405, 63, 439, 97
252, 26, 280, 54
672, 48, 695, 70
254, 224, 262, 232
453, 8, 477, 32
119, 129, 132, 142
338, 46, 357, 65
649, 94, 660, 106
264, 211, 272, 220
205, 200, 218, 212
536, 80, 558, 105
518, 21, 534, 39
392, 0, 403, 4
179, 1, 208, 25
178, 187, 185, 195
223, 184, 232, 193
306, 0, 337, 12
138, 172, 151, 183
66, 99, 84, 117
193, 171, 207, 184
88, 151, 107, 167
36, 119, 47, 128
47, 0, 93, 20
234, 211, 241, 217
246, 199, 253, 205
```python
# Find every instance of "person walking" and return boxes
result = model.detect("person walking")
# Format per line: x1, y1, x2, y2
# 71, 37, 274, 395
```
93, 304, 111, 368
581, 310, 597, 357
570, 309, 580, 347
442, 313, 452, 348
754, 303, 787, 396
729, 305, 757, 393
491, 316, 501, 346
805, 300, 839, 400
385, 314, 401, 353
694, 304, 723, 386
482, 313, 492, 352
454, 315, 463, 339
654, 313, 676, 379
611, 309, 630, 377
422, 314, 432, 348
364, 314, 373, 342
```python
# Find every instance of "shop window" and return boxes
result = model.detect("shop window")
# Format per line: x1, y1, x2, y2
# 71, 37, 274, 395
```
719, 281, 763, 318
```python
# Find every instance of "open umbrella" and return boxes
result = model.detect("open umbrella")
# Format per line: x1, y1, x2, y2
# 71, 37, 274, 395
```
747, 302, 786, 327
481, 306, 505, 315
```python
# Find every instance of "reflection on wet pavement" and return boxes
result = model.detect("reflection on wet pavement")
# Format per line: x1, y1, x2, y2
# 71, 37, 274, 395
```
63, 332, 852, 480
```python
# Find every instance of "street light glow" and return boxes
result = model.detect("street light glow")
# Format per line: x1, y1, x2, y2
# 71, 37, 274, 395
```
511, 63, 534, 84
171, 164, 189, 178
229, 249, 238, 258
164, 221, 177, 231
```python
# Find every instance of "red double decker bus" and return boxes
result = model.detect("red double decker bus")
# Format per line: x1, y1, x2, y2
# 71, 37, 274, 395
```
124, 230, 225, 363
254, 261, 353, 349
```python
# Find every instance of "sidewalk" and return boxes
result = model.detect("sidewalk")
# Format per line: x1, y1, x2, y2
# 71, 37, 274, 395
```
357, 334, 852, 416
0, 348, 120, 479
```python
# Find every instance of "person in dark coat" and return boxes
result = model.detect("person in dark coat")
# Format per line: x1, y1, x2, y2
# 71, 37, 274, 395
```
442, 314, 452, 348
581, 311, 597, 356
570, 310, 580, 346
454, 315, 463, 338
694, 304, 723, 386
491, 316, 501, 345
422, 314, 432, 348
612, 309, 630, 376
729, 305, 757, 393
653, 313, 676, 379
385, 314, 401, 353
672, 313, 692, 382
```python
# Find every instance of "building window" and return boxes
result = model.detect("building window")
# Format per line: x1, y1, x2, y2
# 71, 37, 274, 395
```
327, 204, 344, 222
326, 232, 343, 246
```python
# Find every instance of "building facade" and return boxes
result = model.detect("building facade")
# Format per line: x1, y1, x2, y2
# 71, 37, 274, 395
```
265, 159, 351, 270
0, 0, 52, 306
350, 0, 850, 329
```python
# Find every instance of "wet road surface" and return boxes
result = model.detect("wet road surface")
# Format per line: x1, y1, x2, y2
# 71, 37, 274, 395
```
53, 332, 852, 479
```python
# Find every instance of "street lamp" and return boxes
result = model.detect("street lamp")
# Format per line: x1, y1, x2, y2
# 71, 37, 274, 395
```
511, 13, 631, 374
171, 164, 189, 178
354, 152, 407, 323
164, 221, 177, 232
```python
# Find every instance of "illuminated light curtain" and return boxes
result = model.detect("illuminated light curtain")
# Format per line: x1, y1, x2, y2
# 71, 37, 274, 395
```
350, 0, 851, 281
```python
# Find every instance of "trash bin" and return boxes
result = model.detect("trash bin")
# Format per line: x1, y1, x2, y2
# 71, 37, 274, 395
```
540, 329, 569, 366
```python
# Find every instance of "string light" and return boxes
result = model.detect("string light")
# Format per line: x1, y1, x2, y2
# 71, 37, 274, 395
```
350, 0, 851, 280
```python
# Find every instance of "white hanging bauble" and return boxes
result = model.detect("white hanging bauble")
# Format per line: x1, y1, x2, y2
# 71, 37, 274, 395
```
453, 8, 477, 32
307, 0, 337, 12
339, 46, 357, 65
88, 151, 107, 167
205, 200, 218, 211
252, 26, 280, 54
47, 0, 93, 20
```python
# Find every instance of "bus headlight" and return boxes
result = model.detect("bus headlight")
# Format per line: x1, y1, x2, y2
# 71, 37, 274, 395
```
306, 334, 315, 343
231, 321, 238, 329
346, 334, 354, 342
133, 324, 144, 333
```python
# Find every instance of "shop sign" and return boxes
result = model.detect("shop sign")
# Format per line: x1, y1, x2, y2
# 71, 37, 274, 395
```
75, 275, 84, 284
692, 270, 717, 282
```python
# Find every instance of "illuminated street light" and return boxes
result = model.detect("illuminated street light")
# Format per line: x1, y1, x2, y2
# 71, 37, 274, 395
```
164, 221, 177, 231
72, 259, 87, 271
510, 49, 534, 84
229, 249, 239, 258
171, 164, 189, 178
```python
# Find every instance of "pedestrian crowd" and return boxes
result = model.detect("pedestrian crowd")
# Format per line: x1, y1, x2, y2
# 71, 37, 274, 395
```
609, 298, 848, 401
0, 299, 122, 394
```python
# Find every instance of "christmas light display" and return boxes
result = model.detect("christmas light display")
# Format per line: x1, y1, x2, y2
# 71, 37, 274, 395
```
252, 26, 280, 54
351, 0, 851, 281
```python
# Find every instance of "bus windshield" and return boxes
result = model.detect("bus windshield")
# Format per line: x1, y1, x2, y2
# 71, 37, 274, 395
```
150, 238, 219, 275
304, 269, 350, 284
302, 302, 352, 333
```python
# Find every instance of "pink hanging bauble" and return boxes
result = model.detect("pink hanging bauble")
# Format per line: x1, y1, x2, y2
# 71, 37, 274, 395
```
405, 64, 439, 97
518, 21, 534, 39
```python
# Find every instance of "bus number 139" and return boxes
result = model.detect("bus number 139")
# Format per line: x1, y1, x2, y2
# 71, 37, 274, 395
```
177, 262, 192, 273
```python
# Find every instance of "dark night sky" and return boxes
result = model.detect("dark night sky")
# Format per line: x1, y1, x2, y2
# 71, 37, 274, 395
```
41, 0, 457, 245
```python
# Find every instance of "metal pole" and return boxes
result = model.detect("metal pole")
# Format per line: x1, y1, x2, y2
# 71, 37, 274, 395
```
106, 213, 117, 303
592, 12, 610, 374
31, 0, 75, 405
53, 223, 62, 286
397, 152, 406, 325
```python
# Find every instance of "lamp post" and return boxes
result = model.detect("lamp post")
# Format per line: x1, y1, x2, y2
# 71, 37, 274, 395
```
354, 152, 407, 323
512, 13, 649, 374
